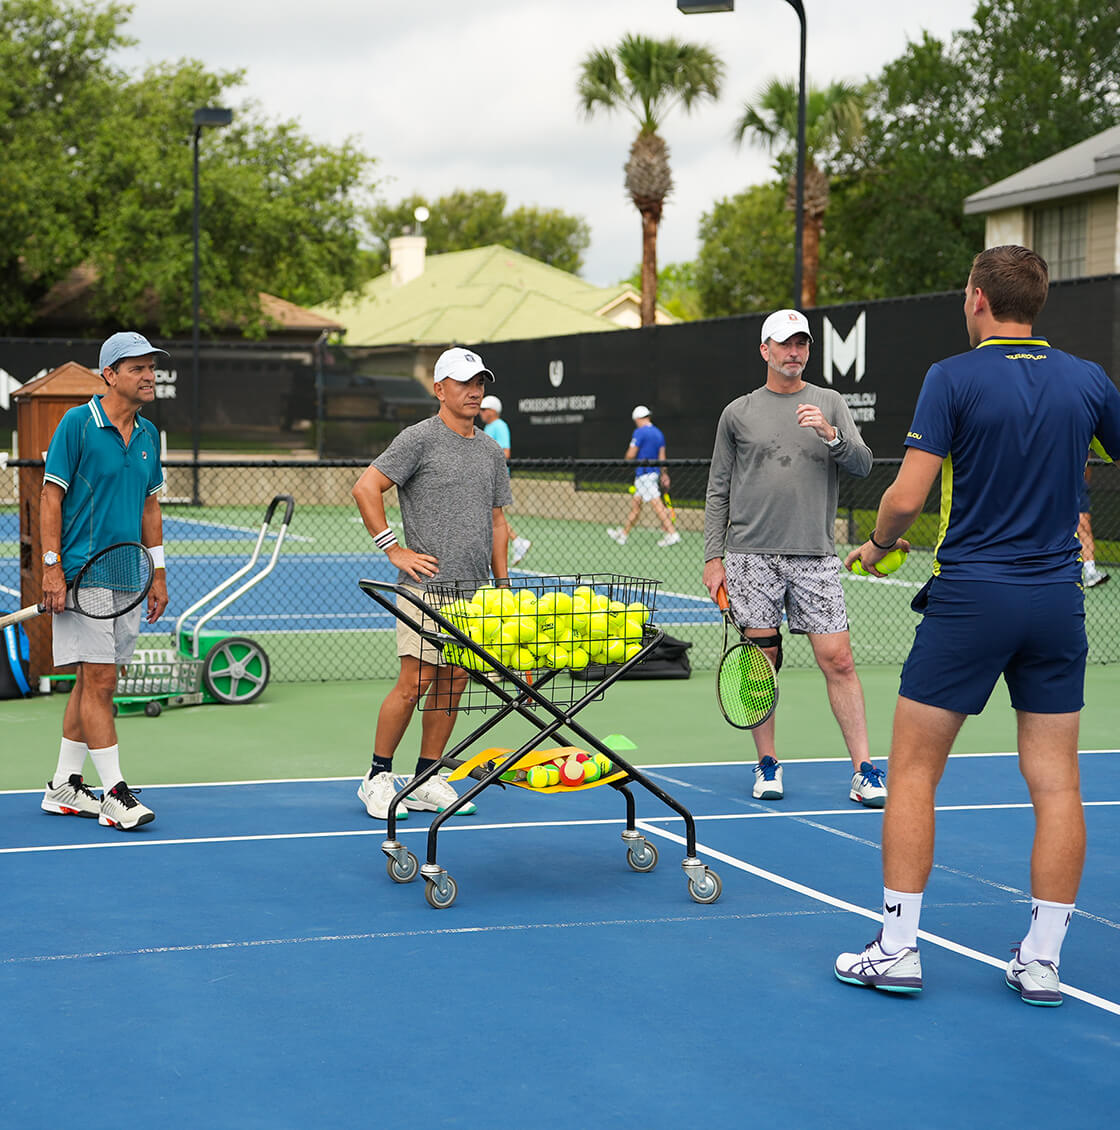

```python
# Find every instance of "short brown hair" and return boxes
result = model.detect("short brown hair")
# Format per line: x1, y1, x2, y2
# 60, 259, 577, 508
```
969, 245, 1049, 324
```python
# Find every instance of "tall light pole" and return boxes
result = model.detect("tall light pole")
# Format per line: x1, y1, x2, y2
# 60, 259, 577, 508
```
191, 107, 233, 504
677, 0, 807, 310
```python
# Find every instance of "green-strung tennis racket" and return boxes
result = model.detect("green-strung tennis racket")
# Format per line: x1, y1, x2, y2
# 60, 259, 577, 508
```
715, 584, 777, 730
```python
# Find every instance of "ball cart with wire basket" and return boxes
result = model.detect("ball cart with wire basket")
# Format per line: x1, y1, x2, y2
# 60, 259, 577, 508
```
113, 495, 294, 717
358, 573, 722, 910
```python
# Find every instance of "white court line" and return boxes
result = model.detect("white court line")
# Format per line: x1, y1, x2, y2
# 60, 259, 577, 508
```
636, 820, 1120, 1016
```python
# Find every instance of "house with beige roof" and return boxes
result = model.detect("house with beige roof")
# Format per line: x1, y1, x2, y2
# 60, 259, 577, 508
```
964, 124, 1120, 280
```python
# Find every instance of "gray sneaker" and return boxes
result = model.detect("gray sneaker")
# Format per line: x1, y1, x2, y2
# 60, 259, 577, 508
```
357, 771, 408, 820
1005, 946, 1062, 1006
42, 774, 101, 818
99, 782, 155, 830
850, 762, 887, 808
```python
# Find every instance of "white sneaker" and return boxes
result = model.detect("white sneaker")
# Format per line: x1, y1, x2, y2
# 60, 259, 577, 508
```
42, 774, 101, 818
753, 756, 783, 800
98, 782, 155, 831
835, 933, 922, 993
606, 527, 627, 546
1005, 946, 1062, 1006
850, 761, 887, 808
1084, 566, 1110, 588
657, 531, 681, 547
357, 771, 408, 820
510, 537, 532, 566
402, 773, 478, 815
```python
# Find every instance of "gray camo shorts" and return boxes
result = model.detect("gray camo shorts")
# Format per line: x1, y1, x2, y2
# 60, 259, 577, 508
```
724, 552, 849, 635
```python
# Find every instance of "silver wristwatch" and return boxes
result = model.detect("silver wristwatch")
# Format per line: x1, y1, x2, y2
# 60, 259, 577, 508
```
42, 550, 61, 567
825, 428, 842, 448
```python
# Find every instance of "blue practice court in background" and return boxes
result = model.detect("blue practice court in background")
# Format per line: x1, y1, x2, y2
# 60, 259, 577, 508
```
2, 753, 1117, 1128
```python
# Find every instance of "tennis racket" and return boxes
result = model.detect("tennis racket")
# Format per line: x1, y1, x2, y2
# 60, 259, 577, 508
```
714, 583, 777, 729
0, 542, 155, 630
661, 489, 677, 524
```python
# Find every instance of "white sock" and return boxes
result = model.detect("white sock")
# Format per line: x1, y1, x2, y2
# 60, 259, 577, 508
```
52, 738, 89, 788
880, 887, 923, 953
1019, 898, 1075, 965
88, 745, 123, 794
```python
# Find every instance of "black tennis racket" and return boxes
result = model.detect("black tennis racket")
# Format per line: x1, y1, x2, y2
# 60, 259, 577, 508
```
715, 583, 778, 730
0, 542, 155, 630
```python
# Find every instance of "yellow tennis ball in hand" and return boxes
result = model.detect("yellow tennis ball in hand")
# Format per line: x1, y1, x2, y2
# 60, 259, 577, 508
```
852, 548, 908, 577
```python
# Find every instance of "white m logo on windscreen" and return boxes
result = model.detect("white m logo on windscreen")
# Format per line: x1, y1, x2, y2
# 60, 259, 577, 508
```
821, 312, 865, 385
0, 369, 25, 411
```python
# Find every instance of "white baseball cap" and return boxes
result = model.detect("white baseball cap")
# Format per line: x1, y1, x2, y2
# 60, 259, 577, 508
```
433, 347, 494, 383
760, 309, 813, 344
632, 405, 651, 421
479, 395, 502, 412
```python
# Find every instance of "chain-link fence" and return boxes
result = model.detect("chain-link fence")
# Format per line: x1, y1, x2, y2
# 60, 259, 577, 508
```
5, 457, 1120, 682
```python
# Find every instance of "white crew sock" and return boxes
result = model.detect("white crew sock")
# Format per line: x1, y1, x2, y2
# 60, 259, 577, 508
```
88, 745, 123, 794
880, 887, 924, 953
52, 737, 89, 788
1019, 898, 1075, 965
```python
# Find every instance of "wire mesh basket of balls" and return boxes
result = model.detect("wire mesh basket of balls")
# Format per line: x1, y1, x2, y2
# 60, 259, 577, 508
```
356, 575, 722, 910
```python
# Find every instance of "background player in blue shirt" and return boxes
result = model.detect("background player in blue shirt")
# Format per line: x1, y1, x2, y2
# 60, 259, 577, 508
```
479, 394, 531, 566
835, 245, 1120, 1006
607, 406, 679, 547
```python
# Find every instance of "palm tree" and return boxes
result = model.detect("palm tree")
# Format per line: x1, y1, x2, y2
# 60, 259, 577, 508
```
578, 34, 723, 326
734, 79, 867, 308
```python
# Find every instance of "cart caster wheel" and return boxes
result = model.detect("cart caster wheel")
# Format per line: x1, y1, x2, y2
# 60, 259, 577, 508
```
626, 840, 659, 873
424, 874, 459, 909
386, 851, 419, 884
144, 701, 162, 718
202, 637, 270, 704
688, 869, 722, 905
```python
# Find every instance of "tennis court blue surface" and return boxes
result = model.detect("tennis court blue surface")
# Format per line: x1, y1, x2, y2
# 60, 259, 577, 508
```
2, 754, 1117, 1128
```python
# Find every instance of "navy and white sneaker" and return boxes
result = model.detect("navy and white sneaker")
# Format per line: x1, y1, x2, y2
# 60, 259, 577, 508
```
850, 761, 887, 808
753, 756, 783, 800
1005, 946, 1062, 1007
835, 933, 922, 993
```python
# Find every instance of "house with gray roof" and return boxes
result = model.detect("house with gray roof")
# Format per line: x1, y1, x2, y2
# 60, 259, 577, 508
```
963, 125, 1120, 280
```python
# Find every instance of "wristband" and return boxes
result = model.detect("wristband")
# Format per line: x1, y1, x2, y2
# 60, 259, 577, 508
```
869, 530, 897, 550
148, 545, 166, 569
373, 528, 399, 552
495, 577, 511, 588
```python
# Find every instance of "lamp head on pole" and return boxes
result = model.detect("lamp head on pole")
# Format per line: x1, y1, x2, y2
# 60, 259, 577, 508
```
677, 1, 734, 10
193, 107, 233, 131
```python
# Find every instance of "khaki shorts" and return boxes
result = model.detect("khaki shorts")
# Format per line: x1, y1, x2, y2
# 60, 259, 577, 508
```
52, 594, 144, 667
395, 586, 448, 666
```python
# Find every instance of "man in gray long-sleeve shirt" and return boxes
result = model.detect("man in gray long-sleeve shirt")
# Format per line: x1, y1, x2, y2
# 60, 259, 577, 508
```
702, 308, 887, 807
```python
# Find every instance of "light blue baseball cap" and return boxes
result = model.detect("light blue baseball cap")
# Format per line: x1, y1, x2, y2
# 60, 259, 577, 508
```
98, 331, 169, 371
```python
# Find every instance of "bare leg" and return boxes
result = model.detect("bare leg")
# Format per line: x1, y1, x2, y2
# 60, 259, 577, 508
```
418, 664, 469, 761
373, 655, 431, 761
649, 496, 674, 533
1017, 711, 1084, 902
66, 663, 118, 750
621, 497, 642, 536
881, 696, 965, 892
808, 631, 871, 770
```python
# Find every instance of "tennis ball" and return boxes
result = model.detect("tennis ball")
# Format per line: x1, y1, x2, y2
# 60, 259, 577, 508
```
852, 548, 908, 577
573, 585, 595, 603
592, 753, 612, 777
527, 765, 551, 788
622, 613, 644, 643
590, 594, 610, 613
582, 759, 601, 783
536, 592, 558, 618
571, 597, 590, 635
553, 592, 573, 616
560, 759, 585, 787
513, 647, 536, 671
544, 765, 561, 786
516, 589, 538, 613
627, 600, 650, 623
623, 643, 641, 662
498, 588, 519, 616
513, 613, 537, 645
475, 586, 501, 613
568, 646, 590, 670
587, 611, 609, 639
606, 638, 625, 664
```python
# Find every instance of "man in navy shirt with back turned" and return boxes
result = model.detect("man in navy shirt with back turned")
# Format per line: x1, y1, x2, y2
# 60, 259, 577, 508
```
835, 245, 1120, 1006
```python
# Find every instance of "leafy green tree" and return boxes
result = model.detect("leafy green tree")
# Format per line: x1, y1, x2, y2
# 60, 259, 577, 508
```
577, 33, 722, 325
733, 78, 868, 308
1, 0, 382, 336
828, 0, 1120, 299
623, 261, 702, 321
367, 190, 591, 275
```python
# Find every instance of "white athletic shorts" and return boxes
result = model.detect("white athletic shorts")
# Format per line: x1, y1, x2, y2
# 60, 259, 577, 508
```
52, 590, 144, 667
724, 552, 849, 635
634, 474, 661, 502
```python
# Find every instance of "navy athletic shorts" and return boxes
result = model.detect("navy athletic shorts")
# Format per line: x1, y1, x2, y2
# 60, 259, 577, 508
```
899, 577, 1087, 715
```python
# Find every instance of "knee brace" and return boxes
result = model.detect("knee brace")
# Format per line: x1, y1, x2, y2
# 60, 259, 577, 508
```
748, 631, 783, 671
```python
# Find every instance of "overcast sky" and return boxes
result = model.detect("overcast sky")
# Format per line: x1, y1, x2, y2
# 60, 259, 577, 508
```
116, 0, 980, 287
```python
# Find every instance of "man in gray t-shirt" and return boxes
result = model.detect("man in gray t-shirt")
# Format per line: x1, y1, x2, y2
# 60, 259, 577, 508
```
351, 347, 514, 821
703, 309, 886, 808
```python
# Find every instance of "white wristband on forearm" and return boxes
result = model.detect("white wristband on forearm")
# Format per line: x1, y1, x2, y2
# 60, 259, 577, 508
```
373, 528, 399, 552
148, 545, 166, 569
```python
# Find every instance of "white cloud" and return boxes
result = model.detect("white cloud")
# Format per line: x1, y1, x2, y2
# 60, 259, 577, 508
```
117, 0, 979, 286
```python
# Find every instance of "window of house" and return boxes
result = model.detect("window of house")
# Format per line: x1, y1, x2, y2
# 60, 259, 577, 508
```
1033, 201, 1088, 279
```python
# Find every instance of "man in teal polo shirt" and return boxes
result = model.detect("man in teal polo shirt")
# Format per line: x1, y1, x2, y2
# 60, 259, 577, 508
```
39, 332, 170, 830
